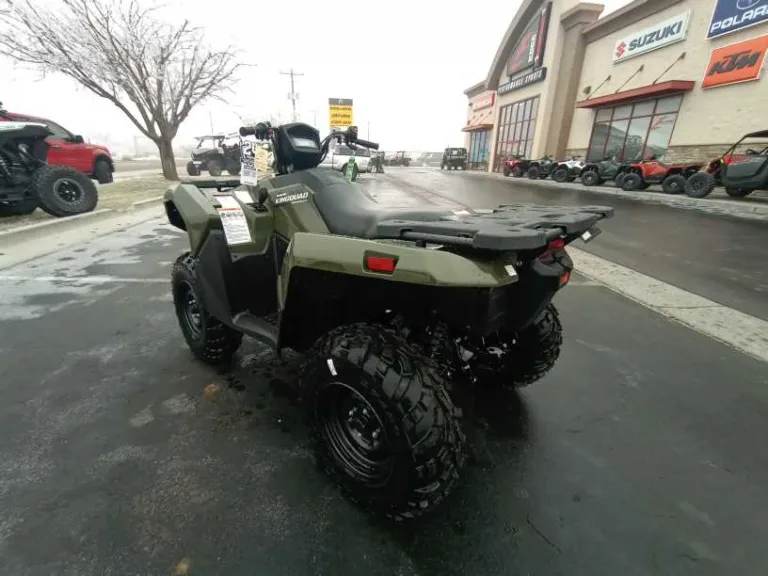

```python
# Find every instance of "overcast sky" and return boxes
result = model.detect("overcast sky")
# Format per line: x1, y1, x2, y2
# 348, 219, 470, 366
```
0, 0, 632, 154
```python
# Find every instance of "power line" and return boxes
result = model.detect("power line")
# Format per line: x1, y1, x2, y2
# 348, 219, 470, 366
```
279, 68, 304, 122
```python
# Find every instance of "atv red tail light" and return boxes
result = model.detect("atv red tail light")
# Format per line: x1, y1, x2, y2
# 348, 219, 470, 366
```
559, 270, 571, 287
365, 255, 398, 274
548, 238, 565, 250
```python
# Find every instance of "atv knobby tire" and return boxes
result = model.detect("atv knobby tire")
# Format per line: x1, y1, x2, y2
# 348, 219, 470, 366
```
527, 165, 540, 179
479, 304, 563, 388
662, 174, 686, 194
511, 165, 523, 177
186, 161, 200, 176
207, 159, 223, 177
0, 197, 38, 216
172, 253, 242, 365
503, 166, 511, 177
31, 165, 99, 217
621, 172, 645, 191
684, 172, 716, 198
581, 170, 601, 186
302, 324, 466, 520
552, 167, 569, 183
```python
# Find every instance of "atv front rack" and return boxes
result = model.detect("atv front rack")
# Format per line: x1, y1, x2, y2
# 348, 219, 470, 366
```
376, 204, 613, 251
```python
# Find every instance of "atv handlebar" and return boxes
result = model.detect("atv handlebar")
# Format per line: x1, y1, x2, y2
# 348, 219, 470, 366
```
354, 138, 379, 150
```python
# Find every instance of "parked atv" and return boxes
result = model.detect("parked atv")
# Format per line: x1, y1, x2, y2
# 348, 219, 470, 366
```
0, 120, 98, 217
579, 156, 629, 187
551, 157, 585, 183
620, 156, 702, 194
685, 130, 768, 198
388, 151, 411, 167
502, 155, 529, 177
164, 120, 612, 520
526, 155, 556, 179
186, 134, 242, 177
441, 147, 467, 170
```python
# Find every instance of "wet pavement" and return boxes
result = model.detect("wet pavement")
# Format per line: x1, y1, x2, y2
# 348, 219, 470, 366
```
0, 187, 767, 574
383, 167, 768, 321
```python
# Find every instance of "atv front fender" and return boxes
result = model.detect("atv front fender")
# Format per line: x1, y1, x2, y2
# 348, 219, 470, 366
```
279, 232, 519, 305
164, 182, 273, 256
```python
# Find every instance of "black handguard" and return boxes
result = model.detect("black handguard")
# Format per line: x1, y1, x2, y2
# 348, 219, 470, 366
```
239, 122, 270, 139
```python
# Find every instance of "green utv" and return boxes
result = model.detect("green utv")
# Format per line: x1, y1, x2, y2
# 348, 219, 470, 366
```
164, 121, 613, 520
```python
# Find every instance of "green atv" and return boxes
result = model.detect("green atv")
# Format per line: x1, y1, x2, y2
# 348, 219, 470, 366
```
164, 120, 613, 520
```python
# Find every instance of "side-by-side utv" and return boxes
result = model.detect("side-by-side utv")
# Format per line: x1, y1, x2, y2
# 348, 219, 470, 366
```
164, 121, 613, 520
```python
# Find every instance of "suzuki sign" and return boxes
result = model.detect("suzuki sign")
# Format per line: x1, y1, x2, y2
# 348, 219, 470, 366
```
702, 33, 768, 88
708, 0, 768, 39
613, 11, 691, 63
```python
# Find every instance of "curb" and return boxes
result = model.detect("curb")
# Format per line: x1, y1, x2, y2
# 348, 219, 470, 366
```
0, 208, 116, 243
457, 170, 768, 221
132, 196, 164, 207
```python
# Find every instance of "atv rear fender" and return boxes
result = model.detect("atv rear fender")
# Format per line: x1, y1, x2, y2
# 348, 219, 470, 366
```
276, 232, 571, 351
163, 182, 274, 256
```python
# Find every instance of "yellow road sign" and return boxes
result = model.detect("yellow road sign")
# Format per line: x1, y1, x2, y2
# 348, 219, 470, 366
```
329, 98, 354, 127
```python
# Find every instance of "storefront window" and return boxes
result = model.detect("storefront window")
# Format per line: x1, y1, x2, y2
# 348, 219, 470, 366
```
493, 95, 539, 171
585, 95, 682, 162
468, 129, 491, 170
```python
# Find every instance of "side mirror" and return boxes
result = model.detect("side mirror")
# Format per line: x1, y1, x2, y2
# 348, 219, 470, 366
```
71, 135, 85, 144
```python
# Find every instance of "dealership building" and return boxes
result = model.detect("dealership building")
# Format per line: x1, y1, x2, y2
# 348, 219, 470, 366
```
463, 0, 768, 172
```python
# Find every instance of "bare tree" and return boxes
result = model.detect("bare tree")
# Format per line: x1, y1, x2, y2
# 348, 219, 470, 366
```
0, 0, 243, 180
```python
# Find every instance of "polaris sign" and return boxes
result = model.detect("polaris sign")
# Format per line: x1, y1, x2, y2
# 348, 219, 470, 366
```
613, 11, 691, 63
708, 0, 768, 39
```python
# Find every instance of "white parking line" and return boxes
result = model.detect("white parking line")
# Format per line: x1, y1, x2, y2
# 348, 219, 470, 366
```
568, 247, 768, 363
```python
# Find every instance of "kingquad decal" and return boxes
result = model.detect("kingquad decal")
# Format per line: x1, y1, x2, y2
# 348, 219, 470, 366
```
274, 190, 310, 205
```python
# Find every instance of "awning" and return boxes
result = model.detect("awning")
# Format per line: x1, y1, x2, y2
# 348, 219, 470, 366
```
575, 80, 695, 109
462, 123, 494, 132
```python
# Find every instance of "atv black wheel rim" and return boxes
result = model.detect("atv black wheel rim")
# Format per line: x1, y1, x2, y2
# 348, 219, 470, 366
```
179, 282, 203, 339
316, 381, 393, 486
53, 178, 84, 205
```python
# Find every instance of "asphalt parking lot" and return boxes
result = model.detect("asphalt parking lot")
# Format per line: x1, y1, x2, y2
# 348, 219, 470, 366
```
0, 178, 767, 575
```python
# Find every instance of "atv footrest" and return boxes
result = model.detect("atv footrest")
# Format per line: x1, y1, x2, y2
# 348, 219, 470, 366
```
232, 312, 279, 348
376, 204, 613, 252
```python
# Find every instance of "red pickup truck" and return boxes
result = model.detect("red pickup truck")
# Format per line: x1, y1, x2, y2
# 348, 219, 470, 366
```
0, 109, 114, 183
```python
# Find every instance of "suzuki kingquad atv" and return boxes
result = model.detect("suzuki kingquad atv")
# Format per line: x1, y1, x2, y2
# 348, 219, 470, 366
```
551, 156, 585, 183
685, 130, 768, 198
164, 121, 613, 520
0, 121, 99, 217
620, 156, 702, 194
579, 156, 629, 188
526, 155, 555, 179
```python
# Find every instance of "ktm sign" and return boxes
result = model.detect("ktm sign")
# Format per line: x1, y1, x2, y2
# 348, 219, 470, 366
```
702, 34, 768, 88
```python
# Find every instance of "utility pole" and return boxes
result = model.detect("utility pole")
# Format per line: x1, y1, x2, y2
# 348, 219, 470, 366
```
280, 68, 304, 122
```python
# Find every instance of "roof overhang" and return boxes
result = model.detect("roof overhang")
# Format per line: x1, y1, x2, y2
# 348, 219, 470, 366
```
575, 80, 695, 109
462, 123, 495, 132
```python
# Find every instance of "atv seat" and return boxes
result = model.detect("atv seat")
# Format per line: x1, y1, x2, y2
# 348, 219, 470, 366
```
266, 169, 613, 252
271, 169, 456, 239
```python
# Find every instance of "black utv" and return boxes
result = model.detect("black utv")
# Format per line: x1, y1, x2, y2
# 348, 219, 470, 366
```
441, 147, 468, 170
186, 134, 242, 177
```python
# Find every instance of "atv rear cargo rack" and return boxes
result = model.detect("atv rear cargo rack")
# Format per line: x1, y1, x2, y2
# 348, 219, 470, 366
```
375, 204, 613, 252
180, 178, 241, 191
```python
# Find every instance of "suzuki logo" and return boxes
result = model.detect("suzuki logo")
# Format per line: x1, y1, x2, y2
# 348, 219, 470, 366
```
615, 41, 626, 57
736, 0, 760, 10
